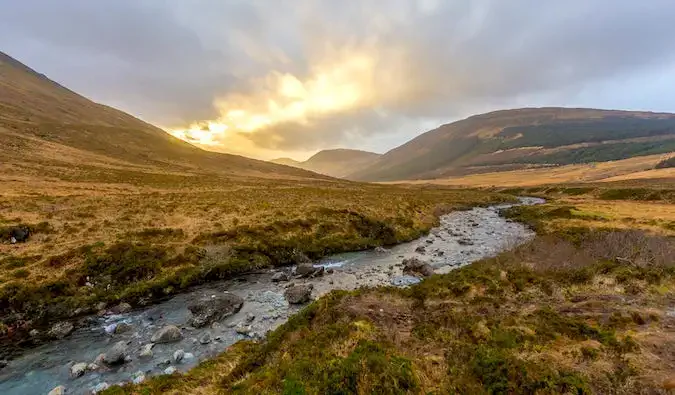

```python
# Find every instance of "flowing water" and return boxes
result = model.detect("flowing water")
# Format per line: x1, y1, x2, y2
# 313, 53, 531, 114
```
0, 197, 544, 394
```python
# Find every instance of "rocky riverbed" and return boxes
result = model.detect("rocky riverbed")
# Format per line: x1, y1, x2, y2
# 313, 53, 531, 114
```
0, 197, 543, 395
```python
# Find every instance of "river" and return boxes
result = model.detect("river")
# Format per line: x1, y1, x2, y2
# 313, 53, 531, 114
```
0, 197, 544, 394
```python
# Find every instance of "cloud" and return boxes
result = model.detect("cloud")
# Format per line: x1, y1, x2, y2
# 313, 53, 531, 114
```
2, 0, 675, 159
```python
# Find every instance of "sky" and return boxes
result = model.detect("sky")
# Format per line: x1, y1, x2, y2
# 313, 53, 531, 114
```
2, 0, 675, 161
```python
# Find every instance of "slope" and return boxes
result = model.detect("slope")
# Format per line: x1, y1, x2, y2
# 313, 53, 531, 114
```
271, 149, 381, 178
350, 107, 675, 181
0, 51, 327, 183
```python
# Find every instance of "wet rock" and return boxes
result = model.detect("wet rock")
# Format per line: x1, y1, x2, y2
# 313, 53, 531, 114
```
48, 385, 66, 395
374, 246, 387, 254
163, 366, 177, 375
435, 250, 445, 256
402, 258, 435, 278
173, 349, 185, 363
150, 325, 183, 343
157, 359, 171, 367
245, 312, 255, 323
458, 238, 474, 246
188, 292, 244, 328
70, 362, 88, 378
132, 371, 146, 384
87, 363, 100, 372
284, 284, 313, 304
271, 271, 290, 282
295, 263, 320, 277
92, 382, 109, 393
199, 333, 211, 344
414, 245, 426, 254
326, 268, 334, 274
102, 341, 128, 365
235, 324, 252, 336
139, 343, 154, 359
111, 302, 132, 314
425, 239, 434, 244
49, 321, 74, 339
114, 322, 132, 334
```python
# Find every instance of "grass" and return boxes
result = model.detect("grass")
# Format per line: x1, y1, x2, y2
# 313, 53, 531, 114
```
0, 178, 510, 342
108, 227, 675, 394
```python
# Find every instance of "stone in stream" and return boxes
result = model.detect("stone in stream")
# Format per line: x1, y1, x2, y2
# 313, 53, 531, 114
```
48, 385, 66, 395
458, 238, 474, 246
102, 341, 128, 365
110, 302, 132, 315
70, 362, 88, 378
131, 371, 146, 384
402, 258, 435, 278
187, 292, 244, 328
139, 343, 154, 359
271, 271, 290, 282
92, 382, 110, 393
245, 312, 255, 323
114, 322, 132, 334
414, 245, 426, 254
374, 246, 387, 254
151, 325, 183, 343
199, 333, 212, 344
48, 321, 74, 339
173, 349, 185, 363
295, 263, 323, 278
284, 284, 313, 304
163, 366, 177, 375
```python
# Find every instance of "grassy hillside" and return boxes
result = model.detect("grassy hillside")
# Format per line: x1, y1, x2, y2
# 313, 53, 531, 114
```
350, 108, 675, 181
271, 149, 381, 178
0, 51, 326, 182
107, 184, 675, 394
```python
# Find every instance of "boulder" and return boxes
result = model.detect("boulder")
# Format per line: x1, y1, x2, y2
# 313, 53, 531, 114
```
139, 343, 154, 359
87, 363, 100, 372
235, 324, 252, 336
188, 292, 244, 328
102, 341, 128, 365
374, 246, 387, 254
402, 258, 435, 278
295, 263, 318, 277
173, 349, 185, 363
150, 325, 183, 344
70, 362, 88, 378
49, 321, 74, 339
271, 271, 290, 282
48, 386, 66, 395
284, 284, 313, 304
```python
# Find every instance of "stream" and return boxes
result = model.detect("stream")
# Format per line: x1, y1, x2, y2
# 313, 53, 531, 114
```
0, 197, 544, 394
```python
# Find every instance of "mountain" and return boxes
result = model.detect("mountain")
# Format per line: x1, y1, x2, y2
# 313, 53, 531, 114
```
0, 51, 328, 183
350, 107, 675, 181
270, 149, 381, 178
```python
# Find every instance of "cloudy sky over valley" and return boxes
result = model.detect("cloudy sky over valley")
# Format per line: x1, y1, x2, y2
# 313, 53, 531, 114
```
2, 0, 675, 160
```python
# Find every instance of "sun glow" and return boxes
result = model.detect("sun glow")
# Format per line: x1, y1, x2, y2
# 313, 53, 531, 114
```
168, 53, 376, 148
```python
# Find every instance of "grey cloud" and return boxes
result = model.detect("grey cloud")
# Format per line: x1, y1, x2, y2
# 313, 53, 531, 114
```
1, 0, 675, 156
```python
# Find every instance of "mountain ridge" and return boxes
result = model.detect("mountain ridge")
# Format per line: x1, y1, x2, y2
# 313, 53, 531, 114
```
270, 148, 381, 178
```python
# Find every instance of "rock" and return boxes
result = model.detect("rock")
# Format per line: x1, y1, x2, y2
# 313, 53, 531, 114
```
95, 302, 107, 311
163, 366, 177, 375
245, 312, 255, 323
425, 239, 434, 244
415, 245, 426, 254
271, 271, 290, 282
199, 333, 211, 344
49, 322, 74, 339
102, 341, 128, 365
48, 385, 66, 395
8, 226, 30, 243
131, 371, 145, 384
87, 363, 100, 372
326, 268, 334, 274
374, 246, 387, 253
295, 263, 318, 277
184, 352, 194, 360
458, 238, 474, 246
157, 359, 171, 367
0, 360, 7, 369
29, 329, 39, 337
114, 322, 132, 334
402, 258, 435, 278
173, 349, 185, 363
139, 343, 154, 359
187, 292, 244, 328
91, 382, 109, 394
284, 284, 313, 304
436, 250, 445, 256
235, 324, 252, 336
70, 362, 88, 378
111, 302, 132, 314
150, 325, 183, 343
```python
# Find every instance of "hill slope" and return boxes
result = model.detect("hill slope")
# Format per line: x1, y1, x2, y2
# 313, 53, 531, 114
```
271, 149, 381, 178
350, 107, 675, 181
0, 51, 327, 183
